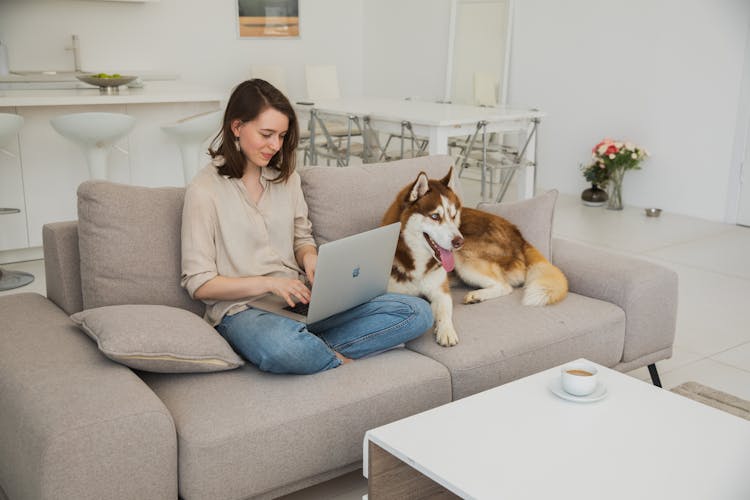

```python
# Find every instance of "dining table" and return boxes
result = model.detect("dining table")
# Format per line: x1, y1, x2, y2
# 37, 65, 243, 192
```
294, 97, 544, 201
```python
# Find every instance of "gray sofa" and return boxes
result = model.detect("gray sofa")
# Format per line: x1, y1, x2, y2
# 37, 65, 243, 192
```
0, 155, 678, 500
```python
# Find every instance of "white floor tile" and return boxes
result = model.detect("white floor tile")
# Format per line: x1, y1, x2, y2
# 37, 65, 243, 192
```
553, 194, 734, 254
626, 346, 706, 381
660, 262, 750, 356
658, 358, 750, 401
711, 341, 750, 373
644, 226, 750, 279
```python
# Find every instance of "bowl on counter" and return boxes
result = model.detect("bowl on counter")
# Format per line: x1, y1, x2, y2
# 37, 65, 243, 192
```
644, 208, 662, 217
76, 74, 138, 93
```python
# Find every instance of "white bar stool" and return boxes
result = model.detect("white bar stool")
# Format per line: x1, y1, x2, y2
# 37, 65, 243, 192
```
50, 112, 135, 180
161, 110, 222, 184
0, 112, 34, 291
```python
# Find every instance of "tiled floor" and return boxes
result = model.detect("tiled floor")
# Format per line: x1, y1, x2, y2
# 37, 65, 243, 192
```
2, 174, 749, 499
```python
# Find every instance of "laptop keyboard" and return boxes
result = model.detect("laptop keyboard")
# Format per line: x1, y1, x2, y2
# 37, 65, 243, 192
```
283, 302, 310, 316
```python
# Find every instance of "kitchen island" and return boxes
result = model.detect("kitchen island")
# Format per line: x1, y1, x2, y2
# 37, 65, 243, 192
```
0, 81, 225, 257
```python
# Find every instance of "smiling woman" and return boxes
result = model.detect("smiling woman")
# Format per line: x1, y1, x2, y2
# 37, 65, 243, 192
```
237, 0, 300, 38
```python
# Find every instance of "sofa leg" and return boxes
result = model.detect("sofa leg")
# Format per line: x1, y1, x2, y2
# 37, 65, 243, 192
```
648, 363, 662, 388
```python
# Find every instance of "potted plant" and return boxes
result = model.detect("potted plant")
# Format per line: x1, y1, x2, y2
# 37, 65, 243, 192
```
582, 138, 649, 210
580, 161, 610, 207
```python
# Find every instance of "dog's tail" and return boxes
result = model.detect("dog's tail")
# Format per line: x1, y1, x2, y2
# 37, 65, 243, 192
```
522, 242, 568, 306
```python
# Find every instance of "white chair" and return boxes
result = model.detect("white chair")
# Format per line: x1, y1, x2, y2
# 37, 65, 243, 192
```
302, 65, 365, 164
161, 110, 222, 184
50, 112, 135, 180
249, 65, 288, 94
0, 113, 34, 291
305, 64, 341, 101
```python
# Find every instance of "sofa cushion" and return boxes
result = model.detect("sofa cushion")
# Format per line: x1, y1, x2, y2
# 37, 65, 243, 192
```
139, 348, 451, 500
70, 305, 244, 373
77, 180, 203, 315
406, 287, 626, 400
299, 155, 459, 244
477, 189, 558, 259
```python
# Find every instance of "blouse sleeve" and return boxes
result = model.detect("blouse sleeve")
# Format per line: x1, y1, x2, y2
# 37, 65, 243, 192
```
291, 172, 317, 252
180, 183, 219, 298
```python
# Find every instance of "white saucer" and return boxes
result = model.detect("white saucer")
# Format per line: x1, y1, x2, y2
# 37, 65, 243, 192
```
549, 377, 608, 403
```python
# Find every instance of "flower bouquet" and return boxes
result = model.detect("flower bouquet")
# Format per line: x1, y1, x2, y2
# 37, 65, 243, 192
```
582, 138, 649, 209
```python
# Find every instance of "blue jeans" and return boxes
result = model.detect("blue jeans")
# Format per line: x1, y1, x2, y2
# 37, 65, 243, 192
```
215, 293, 433, 375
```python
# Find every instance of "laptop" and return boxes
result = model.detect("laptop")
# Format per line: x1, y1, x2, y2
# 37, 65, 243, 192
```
248, 222, 400, 326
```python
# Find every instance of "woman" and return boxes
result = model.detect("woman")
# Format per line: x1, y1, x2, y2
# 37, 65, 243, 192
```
181, 79, 433, 375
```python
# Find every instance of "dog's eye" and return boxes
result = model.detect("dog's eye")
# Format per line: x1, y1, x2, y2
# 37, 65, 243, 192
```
430, 213, 440, 221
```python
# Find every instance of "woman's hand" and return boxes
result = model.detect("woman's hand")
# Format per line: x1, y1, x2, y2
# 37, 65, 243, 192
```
301, 252, 317, 285
267, 277, 311, 307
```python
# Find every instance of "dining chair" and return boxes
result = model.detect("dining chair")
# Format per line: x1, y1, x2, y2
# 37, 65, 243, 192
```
249, 65, 288, 94
307, 109, 382, 167
305, 64, 341, 101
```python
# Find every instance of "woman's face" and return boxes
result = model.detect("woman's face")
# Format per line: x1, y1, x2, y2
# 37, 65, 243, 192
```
231, 107, 289, 169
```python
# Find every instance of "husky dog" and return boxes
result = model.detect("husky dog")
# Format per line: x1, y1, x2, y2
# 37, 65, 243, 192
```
382, 168, 568, 346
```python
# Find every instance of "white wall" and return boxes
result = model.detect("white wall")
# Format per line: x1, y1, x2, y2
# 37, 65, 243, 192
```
362, 0, 452, 100
0, 0, 365, 100
508, 0, 750, 221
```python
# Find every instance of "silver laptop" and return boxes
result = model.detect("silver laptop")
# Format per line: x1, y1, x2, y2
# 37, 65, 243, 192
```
248, 222, 400, 326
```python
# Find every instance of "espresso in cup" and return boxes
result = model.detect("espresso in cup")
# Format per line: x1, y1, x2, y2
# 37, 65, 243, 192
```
561, 362, 598, 396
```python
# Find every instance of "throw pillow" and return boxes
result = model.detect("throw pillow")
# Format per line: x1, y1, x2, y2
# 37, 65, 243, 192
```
476, 189, 558, 259
70, 305, 244, 373
76, 180, 203, 315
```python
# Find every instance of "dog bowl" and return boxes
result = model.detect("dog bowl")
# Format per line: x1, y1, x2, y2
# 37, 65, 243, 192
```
644, 208, 662, 217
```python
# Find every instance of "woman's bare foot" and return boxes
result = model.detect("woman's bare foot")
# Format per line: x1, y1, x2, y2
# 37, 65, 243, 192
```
334, 351, 352, 365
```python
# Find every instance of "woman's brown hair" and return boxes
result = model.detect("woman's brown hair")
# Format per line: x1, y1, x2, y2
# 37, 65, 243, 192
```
209, 79, 299, 183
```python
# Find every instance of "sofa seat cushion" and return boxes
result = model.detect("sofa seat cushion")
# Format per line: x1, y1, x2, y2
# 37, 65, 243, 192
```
406, 287, 626, 400
139, 348, 451, 500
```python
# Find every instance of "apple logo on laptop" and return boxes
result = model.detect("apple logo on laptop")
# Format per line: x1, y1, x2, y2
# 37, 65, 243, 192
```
352, 266, 360, 278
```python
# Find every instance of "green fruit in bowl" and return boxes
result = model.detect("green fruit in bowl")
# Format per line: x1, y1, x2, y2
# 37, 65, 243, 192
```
92, 73, 122, 79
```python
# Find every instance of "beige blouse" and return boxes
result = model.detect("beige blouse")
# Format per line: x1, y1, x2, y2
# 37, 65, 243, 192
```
181, 163, 316, 326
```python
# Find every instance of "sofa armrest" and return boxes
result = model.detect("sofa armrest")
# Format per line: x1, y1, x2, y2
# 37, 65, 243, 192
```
551, 237, 678, 364
43, 221, 83, 315
0, 294, 177, 500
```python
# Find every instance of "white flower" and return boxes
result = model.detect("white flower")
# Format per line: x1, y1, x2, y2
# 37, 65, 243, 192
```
597, 145, 608, 155
614, 142, 623, 149
631, 153, 638, 160
625, 142, 635, 151
608, 154, 616, 160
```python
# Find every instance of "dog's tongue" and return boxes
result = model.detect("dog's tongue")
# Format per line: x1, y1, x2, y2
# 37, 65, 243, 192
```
438, 247, 455, 272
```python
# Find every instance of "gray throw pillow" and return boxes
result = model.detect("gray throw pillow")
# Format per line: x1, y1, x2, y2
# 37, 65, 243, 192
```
476, 189, 558, 259
70, 305, 244, 373
76, 180, 203, 316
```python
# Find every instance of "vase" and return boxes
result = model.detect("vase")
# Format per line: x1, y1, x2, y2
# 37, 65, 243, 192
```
581, 183, 608, 207
606, 167, 625, 210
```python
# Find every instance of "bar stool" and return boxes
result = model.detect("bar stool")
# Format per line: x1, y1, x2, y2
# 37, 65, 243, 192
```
0, 112, 34, 291
161, 110, 222, 184
50, 112, 135, 180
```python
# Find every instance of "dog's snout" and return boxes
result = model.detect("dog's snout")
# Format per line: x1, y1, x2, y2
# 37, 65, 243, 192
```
452, 236, 464, 249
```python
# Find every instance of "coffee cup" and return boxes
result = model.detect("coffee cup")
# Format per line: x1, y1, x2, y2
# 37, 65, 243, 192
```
560, 361, 598, 396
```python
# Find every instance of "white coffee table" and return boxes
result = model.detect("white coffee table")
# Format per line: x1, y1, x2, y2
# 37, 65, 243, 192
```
363, 359, 750, 499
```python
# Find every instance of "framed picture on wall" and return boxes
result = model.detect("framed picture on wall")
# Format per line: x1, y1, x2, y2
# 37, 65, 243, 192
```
237, 0, 300, 38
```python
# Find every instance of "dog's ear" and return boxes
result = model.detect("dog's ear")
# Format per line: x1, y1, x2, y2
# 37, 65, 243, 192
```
440, 167, 455, 189
408, 172, 430, 202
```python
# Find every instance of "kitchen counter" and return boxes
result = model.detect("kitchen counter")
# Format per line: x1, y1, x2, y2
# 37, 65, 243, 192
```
0, 81, 227, 107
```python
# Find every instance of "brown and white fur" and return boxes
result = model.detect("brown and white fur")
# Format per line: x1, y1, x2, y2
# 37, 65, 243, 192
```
382, 168, 568, 346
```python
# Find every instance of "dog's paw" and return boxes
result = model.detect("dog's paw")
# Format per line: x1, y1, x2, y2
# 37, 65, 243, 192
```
463, 291, 484, 304
436, 325, 459, 347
